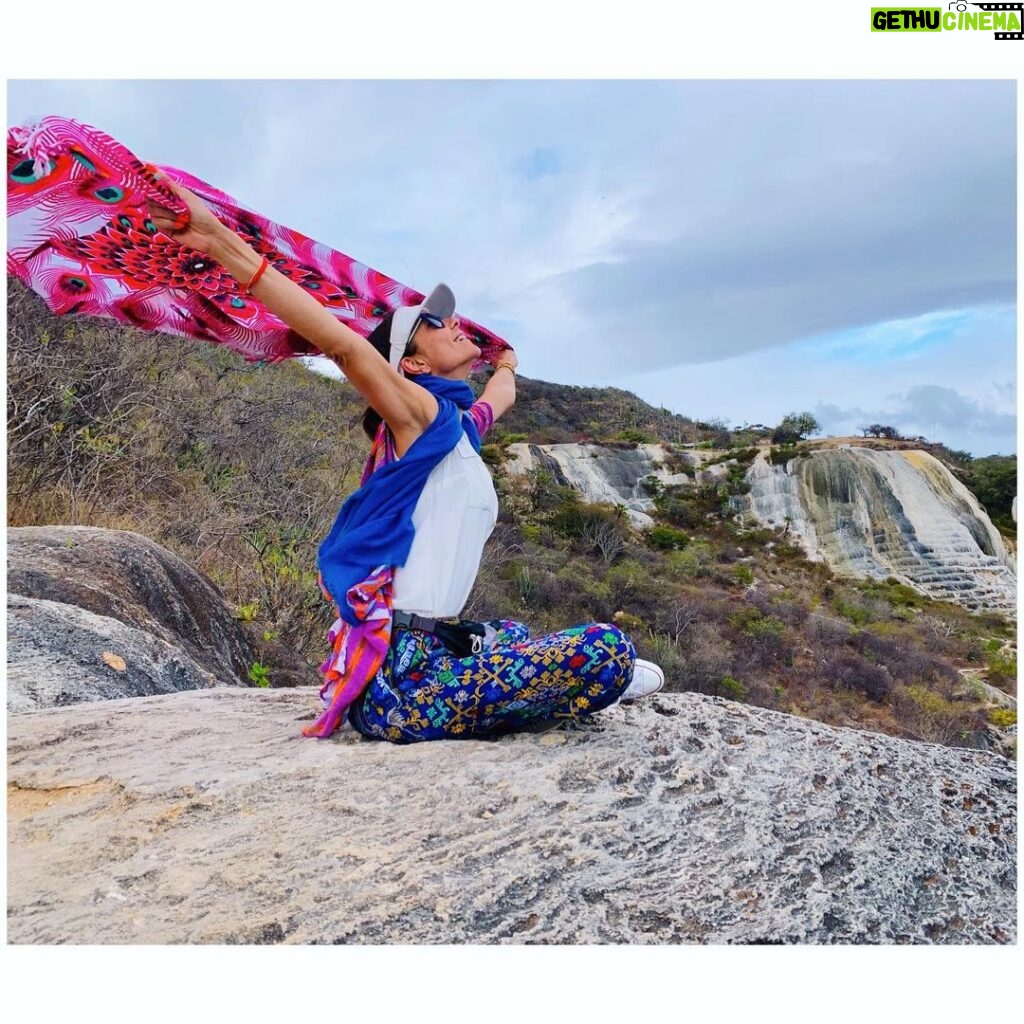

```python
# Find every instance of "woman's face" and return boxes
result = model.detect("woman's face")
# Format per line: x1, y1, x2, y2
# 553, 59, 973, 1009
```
403, 316, 481, 379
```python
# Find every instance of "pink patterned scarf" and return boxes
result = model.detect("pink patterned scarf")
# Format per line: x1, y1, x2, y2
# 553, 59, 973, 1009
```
7, 115, 509, 366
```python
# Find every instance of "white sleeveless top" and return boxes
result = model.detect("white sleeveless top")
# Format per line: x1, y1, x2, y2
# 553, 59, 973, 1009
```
391, 433, 499, 617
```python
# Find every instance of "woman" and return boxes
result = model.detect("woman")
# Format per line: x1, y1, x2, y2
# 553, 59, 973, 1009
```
148, 184, 664, 742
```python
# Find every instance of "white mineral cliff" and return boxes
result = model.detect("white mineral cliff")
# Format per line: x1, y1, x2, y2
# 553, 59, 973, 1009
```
501, 441, 1016, 615
504, 443, 705, 527
739, 447, 1016, 614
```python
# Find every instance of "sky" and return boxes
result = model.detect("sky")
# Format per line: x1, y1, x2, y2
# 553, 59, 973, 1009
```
6, 79, 1017, 456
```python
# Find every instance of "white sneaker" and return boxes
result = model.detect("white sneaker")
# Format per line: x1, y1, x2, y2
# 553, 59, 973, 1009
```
618, 658, 665, 703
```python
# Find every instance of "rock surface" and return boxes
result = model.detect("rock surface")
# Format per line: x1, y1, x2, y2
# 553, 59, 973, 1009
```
6, 526, 270, 709
6, 593, 220, 711
7, 688, 1015, 944
504, 442, 697, 526
739, 447, 1016, 615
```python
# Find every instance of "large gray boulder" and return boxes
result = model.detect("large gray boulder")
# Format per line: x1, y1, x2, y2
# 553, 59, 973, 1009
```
6, 593, 221, 710
7, 688, 1015, 944
7, 526, 260, 708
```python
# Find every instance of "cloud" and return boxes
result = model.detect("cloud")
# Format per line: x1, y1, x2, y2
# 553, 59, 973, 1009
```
616, 301, 1015, 457
519, 147, 561, 180
10, 79, 1013, 375
789, 306, 1015, 367
890, 384, 1016, 435
539, 81, 1015, 371
815, 385, 1016, 449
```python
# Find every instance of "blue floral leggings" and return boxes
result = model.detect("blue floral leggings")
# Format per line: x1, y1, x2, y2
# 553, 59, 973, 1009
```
348, 620, 636, 743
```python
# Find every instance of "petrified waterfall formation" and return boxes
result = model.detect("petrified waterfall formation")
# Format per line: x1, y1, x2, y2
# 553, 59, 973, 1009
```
504, 443, 706, 527
741, 447, 1015, 613
503, 441, 1016, 615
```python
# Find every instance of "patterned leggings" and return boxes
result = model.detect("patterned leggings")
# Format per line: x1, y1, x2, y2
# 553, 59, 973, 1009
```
348, 620, 636, 743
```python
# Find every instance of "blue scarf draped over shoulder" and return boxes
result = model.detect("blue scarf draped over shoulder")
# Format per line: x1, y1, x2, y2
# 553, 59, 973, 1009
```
317, 374, 482, 625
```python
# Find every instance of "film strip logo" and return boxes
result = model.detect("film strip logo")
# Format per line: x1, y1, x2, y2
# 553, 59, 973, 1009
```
958, 1, 1024, 38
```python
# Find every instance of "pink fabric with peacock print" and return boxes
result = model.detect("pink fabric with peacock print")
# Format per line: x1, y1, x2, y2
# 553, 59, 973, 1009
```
7, 115, 512, 367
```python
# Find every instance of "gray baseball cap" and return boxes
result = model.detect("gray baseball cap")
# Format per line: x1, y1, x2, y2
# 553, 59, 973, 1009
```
388, 283, 456, 372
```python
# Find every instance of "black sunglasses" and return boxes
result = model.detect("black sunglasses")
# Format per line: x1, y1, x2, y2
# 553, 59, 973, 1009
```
417, 311, 450, 330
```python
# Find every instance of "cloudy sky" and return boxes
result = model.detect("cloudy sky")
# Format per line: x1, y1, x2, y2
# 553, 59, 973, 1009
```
7, 79, 1016, 456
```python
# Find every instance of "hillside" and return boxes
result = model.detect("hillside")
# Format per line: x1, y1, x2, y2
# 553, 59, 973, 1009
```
6, 280, 1017, 754
488, 377, 708, 445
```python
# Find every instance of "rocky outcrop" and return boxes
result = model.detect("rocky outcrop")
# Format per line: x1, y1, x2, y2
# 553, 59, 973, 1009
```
738, 448, 1017, 614
7, 593, 223, 710
501, 440, 1016, 615
504, 442, 701, 526
6, 526, 261, 709
7, 688, 1015, 944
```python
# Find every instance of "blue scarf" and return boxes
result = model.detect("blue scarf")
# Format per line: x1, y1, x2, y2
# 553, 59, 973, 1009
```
317, 375, 481, 625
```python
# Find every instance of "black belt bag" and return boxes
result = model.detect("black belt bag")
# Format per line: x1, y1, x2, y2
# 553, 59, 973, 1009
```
392, 611, 487, 657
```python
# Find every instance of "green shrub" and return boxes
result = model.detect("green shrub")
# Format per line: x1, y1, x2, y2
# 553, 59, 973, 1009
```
859, 577, 923, 609
522, 524, 542, 542
615, 428, 651, 444
235, 601, 260, 622
866, 621, 904, 637
248, 662, 271, 688
647, 524, 690, 551
768, 445, 799, 466
605, 559, 648, 600
988, 707, 1017, 728
962, 455, 1016, 528
550, 498, 625, 539
664, 542, 713, 581
893, 683, 982, 749
728, 606, 761, 630
480, 443, 506, 467
704, 448, 759, 469
529, 470, 571, 512
612, 610, 646, 634
555, 560, 613, 605
743, 615, 787, 644
640, 475, 662, 498
718, 675, 746, 701
772, 540, 807, 562
833, 597, 872, 626
732, 565, 755, 586
635, 632, 685, 680
986, 652, 1017, 682
653, 486, 703, 528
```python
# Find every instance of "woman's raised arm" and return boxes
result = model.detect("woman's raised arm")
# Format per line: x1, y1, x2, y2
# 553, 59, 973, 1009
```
478, 349, 518, 423
147, 183, 437, 442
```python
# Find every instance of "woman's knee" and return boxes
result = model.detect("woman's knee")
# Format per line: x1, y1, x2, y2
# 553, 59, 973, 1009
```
579, 622, 636, 694
583, 621, 636, 655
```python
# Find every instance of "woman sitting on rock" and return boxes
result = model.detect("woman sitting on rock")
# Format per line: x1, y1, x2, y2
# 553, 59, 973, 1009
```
148, 184, 664, 742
